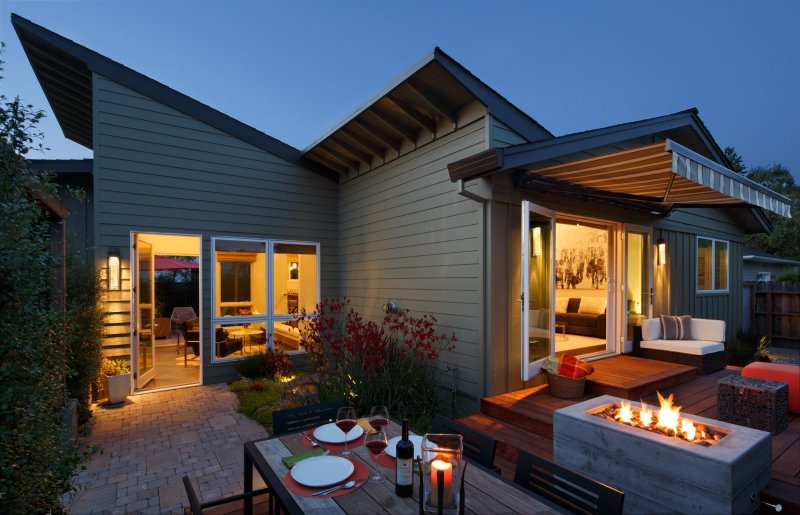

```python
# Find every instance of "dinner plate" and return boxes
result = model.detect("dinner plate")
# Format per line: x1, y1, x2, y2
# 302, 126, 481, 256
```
385, 435, 424, 459
290, 456, 354, 488
313, 422, 365, 444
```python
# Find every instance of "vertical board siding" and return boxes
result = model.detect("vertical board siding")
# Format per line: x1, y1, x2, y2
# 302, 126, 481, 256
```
655, 224, 744, 343
93, 74, 339, 384
339, 116, 487, 401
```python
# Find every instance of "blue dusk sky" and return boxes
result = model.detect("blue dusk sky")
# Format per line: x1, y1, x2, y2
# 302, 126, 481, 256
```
1, 1, 798, 182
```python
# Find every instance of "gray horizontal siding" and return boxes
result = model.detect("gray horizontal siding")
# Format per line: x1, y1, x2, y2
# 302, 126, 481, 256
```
339, 115, 487, 401
93, 74, 339, 385
489, 116, 528, 148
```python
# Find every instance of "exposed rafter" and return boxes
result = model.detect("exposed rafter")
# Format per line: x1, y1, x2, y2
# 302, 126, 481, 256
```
340, 127, 387, 160
305, 151, 347, 175
351, 119, 402, 153
328, 136, 373, 166
368, 107, 417, 143
403, 79, 459, 125
386, 94, 436, 133
314, 145, 358, 171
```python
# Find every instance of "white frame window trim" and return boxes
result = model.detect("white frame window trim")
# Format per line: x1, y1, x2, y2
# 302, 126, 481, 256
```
696, 236, 729, 294
211, 236, 320, 362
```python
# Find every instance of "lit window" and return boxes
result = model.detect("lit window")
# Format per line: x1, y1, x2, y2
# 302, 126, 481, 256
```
697, 237, 728, 293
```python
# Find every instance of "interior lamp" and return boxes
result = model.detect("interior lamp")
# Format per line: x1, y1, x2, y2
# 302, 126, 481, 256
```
532, 227, 542, 257
108, 248, 121, 290
657, 239, 666, 266
289, 261, 299, 280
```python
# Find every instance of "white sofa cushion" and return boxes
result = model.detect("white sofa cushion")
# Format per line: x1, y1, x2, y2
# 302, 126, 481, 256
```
640, 339, 725, 356
641, 317, 725, 343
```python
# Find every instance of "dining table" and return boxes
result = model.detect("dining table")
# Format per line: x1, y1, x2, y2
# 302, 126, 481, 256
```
243, 420, 566, 514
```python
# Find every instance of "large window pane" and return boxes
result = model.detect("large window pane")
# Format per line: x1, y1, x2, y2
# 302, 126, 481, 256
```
714, 241, 728, 290
697, 238, 712, 291
215, 239, 266, 317
273, 243, 318, 314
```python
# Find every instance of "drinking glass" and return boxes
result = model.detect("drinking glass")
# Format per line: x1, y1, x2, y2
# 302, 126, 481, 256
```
335, 406, 357, 456
368, 405, 390, 432
364, 430, 388, 483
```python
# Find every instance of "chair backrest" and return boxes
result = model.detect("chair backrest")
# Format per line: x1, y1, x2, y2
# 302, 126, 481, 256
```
431, 414, 497, 470
172, 306, 197, 323
272, 400, 344, 436
179, 321, 200, 343
513, 450, 624, 515
182, 476, 204, 515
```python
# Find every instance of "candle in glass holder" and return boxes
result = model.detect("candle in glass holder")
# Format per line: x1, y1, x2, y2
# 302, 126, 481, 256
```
430, 459, 452, 505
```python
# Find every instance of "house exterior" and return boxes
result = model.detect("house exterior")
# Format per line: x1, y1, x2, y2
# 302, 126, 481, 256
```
743, 247, 800, 282
15, 15, 792, 408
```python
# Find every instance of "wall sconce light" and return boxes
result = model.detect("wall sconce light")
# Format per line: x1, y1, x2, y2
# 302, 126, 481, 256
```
383, 301, 401, 314
108, 248, 121, 290
532, 227, 542, 257
657, 239, 666, 266
289, 261, 299, 280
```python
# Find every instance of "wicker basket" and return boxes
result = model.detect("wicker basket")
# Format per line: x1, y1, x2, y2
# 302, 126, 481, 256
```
547, 372, 586, 399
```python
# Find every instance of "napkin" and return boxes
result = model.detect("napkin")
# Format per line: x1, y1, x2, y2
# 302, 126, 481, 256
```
356, 418, 376, 435
281, 449, 326, 469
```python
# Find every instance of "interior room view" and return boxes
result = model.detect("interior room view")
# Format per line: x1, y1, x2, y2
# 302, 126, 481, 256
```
136, 233, 201, 391
553, 220, 610, 357
212, 240, 318, 358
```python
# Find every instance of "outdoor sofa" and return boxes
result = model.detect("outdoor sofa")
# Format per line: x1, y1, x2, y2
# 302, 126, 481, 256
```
639, 317, 726, 374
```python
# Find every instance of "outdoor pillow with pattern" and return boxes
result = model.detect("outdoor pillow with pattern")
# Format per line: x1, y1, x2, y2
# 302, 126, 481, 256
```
660, 314, 692, 340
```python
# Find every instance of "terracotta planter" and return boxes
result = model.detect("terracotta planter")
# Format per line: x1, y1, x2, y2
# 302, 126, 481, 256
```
105, 373, 131, 404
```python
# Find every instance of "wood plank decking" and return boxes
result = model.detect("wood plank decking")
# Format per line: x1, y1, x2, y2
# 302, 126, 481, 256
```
462, 360, 800, 512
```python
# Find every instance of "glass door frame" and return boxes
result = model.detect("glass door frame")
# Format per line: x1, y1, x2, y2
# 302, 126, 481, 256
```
521, 200, 556, 381
622, 224, 654, 353
132, 236, 156, 389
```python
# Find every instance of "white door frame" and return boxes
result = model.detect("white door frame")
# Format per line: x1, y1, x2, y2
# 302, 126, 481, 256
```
521, 200, 557, 381
621, 224, 654, 353
131, 235, 156, 388
130, 231, 203, 391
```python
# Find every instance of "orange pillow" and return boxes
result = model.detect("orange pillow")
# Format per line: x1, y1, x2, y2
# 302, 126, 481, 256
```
558, 354, 594, 379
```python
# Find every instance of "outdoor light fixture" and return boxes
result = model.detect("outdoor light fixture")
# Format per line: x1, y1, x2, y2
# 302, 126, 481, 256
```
532, 227, 542, 257
657, 239, 666, 266
108, 248, 121, 290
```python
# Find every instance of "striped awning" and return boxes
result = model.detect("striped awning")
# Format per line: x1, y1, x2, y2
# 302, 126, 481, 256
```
520, 139, 792, 218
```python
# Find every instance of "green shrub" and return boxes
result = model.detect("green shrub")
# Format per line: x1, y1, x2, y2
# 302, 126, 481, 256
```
234, 347, 292, 379
0, 48, 83, 511
727, 330, 771, 366
236, 380, 300, 427
65, 252, 105, 423
776, 271, 800, 281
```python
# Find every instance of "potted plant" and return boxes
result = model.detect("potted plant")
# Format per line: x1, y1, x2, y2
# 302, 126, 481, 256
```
100, 358, 131, 405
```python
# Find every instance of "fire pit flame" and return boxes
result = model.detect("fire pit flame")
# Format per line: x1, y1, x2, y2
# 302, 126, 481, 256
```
592, 391, 728, 446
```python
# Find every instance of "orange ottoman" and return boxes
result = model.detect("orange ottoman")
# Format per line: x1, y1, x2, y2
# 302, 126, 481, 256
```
742, 362, 800, 414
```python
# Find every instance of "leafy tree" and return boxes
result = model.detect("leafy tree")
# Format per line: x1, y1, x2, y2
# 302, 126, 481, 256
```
0, 44, 82, 512
725, 146, 800, 261
724, 146, 746, 174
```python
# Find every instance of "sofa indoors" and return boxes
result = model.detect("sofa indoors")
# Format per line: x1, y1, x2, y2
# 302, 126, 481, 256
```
639, 317, 726, 374
555, 297, 607, 338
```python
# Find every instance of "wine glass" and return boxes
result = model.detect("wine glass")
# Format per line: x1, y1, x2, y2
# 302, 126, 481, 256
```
368, 405, 390, 432
364, 430, 388, 483
335, 406, 357, 456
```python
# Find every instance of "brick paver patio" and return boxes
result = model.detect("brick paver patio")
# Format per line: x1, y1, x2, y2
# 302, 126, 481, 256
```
67, 384, 268, 514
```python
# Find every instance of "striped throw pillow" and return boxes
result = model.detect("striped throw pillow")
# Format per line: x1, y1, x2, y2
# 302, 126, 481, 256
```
660, 315, 692, 340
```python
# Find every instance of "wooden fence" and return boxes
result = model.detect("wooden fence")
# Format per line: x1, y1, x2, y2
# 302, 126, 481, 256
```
748, 281, 800, 348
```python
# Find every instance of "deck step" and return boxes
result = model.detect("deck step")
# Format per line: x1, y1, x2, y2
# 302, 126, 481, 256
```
456, 413, 552, 479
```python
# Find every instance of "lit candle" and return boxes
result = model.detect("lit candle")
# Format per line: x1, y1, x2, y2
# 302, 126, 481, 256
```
430, 459, 452, 506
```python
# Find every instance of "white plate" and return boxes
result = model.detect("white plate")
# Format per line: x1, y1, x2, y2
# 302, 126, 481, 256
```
313, 422, 365, 444
290, 456, 354, 488
385, 435, 424, 459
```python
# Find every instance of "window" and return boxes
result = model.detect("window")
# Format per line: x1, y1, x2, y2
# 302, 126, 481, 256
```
697, 237, 728, 293
211, 237, 320, 361
756, 272, 771, 282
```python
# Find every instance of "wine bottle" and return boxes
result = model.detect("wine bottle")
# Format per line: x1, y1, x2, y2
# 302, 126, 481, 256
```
395, 419, 413, 497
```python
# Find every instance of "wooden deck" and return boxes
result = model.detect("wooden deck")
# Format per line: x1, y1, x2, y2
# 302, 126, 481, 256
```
463, 363, 800, 512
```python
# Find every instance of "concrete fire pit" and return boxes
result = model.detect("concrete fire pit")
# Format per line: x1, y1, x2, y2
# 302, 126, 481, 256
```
553, 395, 772, 514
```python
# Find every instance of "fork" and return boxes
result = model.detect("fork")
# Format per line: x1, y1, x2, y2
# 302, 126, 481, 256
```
304, 432, 320, 447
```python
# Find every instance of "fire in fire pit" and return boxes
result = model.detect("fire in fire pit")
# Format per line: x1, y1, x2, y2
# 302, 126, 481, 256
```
592, 391, 729, 446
